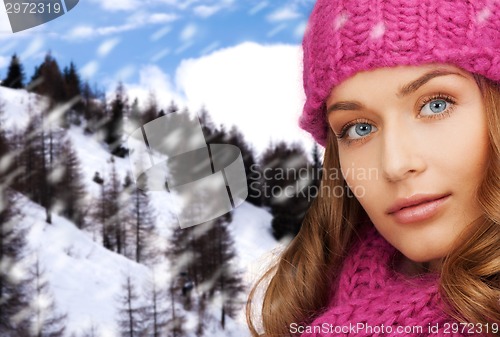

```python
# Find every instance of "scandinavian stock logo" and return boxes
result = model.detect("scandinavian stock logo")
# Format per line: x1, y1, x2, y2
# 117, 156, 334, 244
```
127, 114, 248, 229
3, 0, 79, 33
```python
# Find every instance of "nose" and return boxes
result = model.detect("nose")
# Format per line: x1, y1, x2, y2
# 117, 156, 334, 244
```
380, 120, 427, 182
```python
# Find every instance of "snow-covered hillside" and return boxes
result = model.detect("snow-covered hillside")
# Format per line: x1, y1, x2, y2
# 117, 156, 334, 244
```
1, 86, 281, 337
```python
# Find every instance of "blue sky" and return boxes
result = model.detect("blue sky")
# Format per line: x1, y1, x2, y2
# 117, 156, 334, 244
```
0, 0, 317, 153
1, 0, 314, 83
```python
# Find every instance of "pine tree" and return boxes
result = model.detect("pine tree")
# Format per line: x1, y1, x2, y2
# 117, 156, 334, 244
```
0, 190, 32, 336
91, 159, 125, 253
16, 107, 61, 224
116, 275, 146, 337
225, 125, 260, 206
28, 256, 67, 337
81, 81, 106, 132
55, 137, 87, 228
127, 98, 141, 135
104, 83, 128, 156
0, 99, 11, 177
311, 143, 323, 188
167, 275, 186, 337
91, 159, 131, 254
2, 54, 25, 89
79, 323, 99, 337
29, 53, 66, 105
62, 62, 83, 125
142, 92, 158, 125
260, 141, 312, 239
166, 100, 179, 115
63, 62, 81, 102
0, 107, 26, 335
168, 203, 244, 330
198, 106, 221, 144
125, 173, 156, 264
142, 269, 169, 337
197, 108, 260, 207
203, 213, 244, 328
108, 159, 125, 254
91, 171, 112, 249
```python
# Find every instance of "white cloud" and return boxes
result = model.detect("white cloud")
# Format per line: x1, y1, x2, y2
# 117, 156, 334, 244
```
127, 11, 177, 25
174, 0, 201, 10
294, 21, 307, 39
149, 13, 177, 24
180, 24, 197, 42
175, 42, 193, 55
66, 25, 94, 39
175, 42, 313, 153
150, 26, 172, 41
20, 37, 44, 61
97, 38, 120, 57
97, 24, 135, 36
249, 1, 268, 15
89, 0, 140, 11
124, 65, 183, 113
194, 5, 221, 18
113, 65, 136, 82
0, 56, 9, 70
0, 41, 18, 54
151, 48, 171, 62
200, 41, 220, 55
121, 43, 314, 154
81, 61, 99, 78
267, 5, 301, 22
267, 24, 288, 37
65, 13, 177, 40
0, 8, 12, 33
192, 0, 234, 18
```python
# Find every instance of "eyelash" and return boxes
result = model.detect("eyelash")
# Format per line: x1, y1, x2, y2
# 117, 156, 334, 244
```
337, 118, 372, 142
336, 93, 457, 145
417, 93, 457, 119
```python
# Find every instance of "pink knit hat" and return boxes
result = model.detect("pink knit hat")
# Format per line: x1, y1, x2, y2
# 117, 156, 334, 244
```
300, 0, 500, 146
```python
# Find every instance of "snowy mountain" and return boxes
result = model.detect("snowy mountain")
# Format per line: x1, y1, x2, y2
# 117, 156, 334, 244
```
1, 86, 281, 337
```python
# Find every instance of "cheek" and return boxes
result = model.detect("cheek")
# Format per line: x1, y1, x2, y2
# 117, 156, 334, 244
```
339, 148, 381, 210
429, 110, 489, 185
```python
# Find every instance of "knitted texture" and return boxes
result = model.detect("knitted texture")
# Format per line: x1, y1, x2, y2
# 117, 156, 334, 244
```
300, 0, 500, 146
299, 227, 480, 337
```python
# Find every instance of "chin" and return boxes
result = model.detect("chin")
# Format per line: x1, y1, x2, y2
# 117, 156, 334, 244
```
401, 250, 445, 265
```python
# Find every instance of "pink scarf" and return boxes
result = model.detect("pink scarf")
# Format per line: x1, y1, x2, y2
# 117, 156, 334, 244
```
298, 227, 483, 337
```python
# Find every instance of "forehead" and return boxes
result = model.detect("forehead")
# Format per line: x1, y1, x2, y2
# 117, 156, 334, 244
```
329, 64, 472, 99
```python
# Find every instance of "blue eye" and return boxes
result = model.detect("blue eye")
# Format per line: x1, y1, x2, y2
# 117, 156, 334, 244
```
420, 97, 453, 116
346, 123, 377, 139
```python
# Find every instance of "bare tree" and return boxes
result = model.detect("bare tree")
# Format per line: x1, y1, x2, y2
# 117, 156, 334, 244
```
116, 274, 145, 337
0, 192, 32, 336
123, 173, 156, 264
28, 255, 67, 337
142, 269, 169, 337
168, 203, 244, 331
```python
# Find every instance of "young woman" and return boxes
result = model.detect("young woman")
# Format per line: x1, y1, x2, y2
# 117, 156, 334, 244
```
247, 0, 500, 336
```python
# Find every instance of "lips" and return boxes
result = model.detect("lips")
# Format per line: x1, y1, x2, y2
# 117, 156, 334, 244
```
387, 194, 451, 224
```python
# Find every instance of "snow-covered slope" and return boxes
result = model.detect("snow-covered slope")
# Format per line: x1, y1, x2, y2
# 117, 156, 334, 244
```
16, 195, 150, 336
1, 87, 43, 131
1, 86, 280, 336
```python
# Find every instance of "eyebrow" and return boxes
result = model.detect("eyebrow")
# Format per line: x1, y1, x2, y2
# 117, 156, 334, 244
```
327, 70, 465, 114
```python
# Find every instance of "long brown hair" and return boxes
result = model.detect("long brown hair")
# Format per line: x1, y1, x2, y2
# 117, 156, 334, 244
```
246, 75, 500, 337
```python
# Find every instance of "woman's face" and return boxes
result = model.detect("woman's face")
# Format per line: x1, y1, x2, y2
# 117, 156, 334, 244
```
327, 64, 489, 265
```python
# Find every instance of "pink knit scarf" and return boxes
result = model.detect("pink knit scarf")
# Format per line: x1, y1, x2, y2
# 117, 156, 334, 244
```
298, 226, 483, 337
